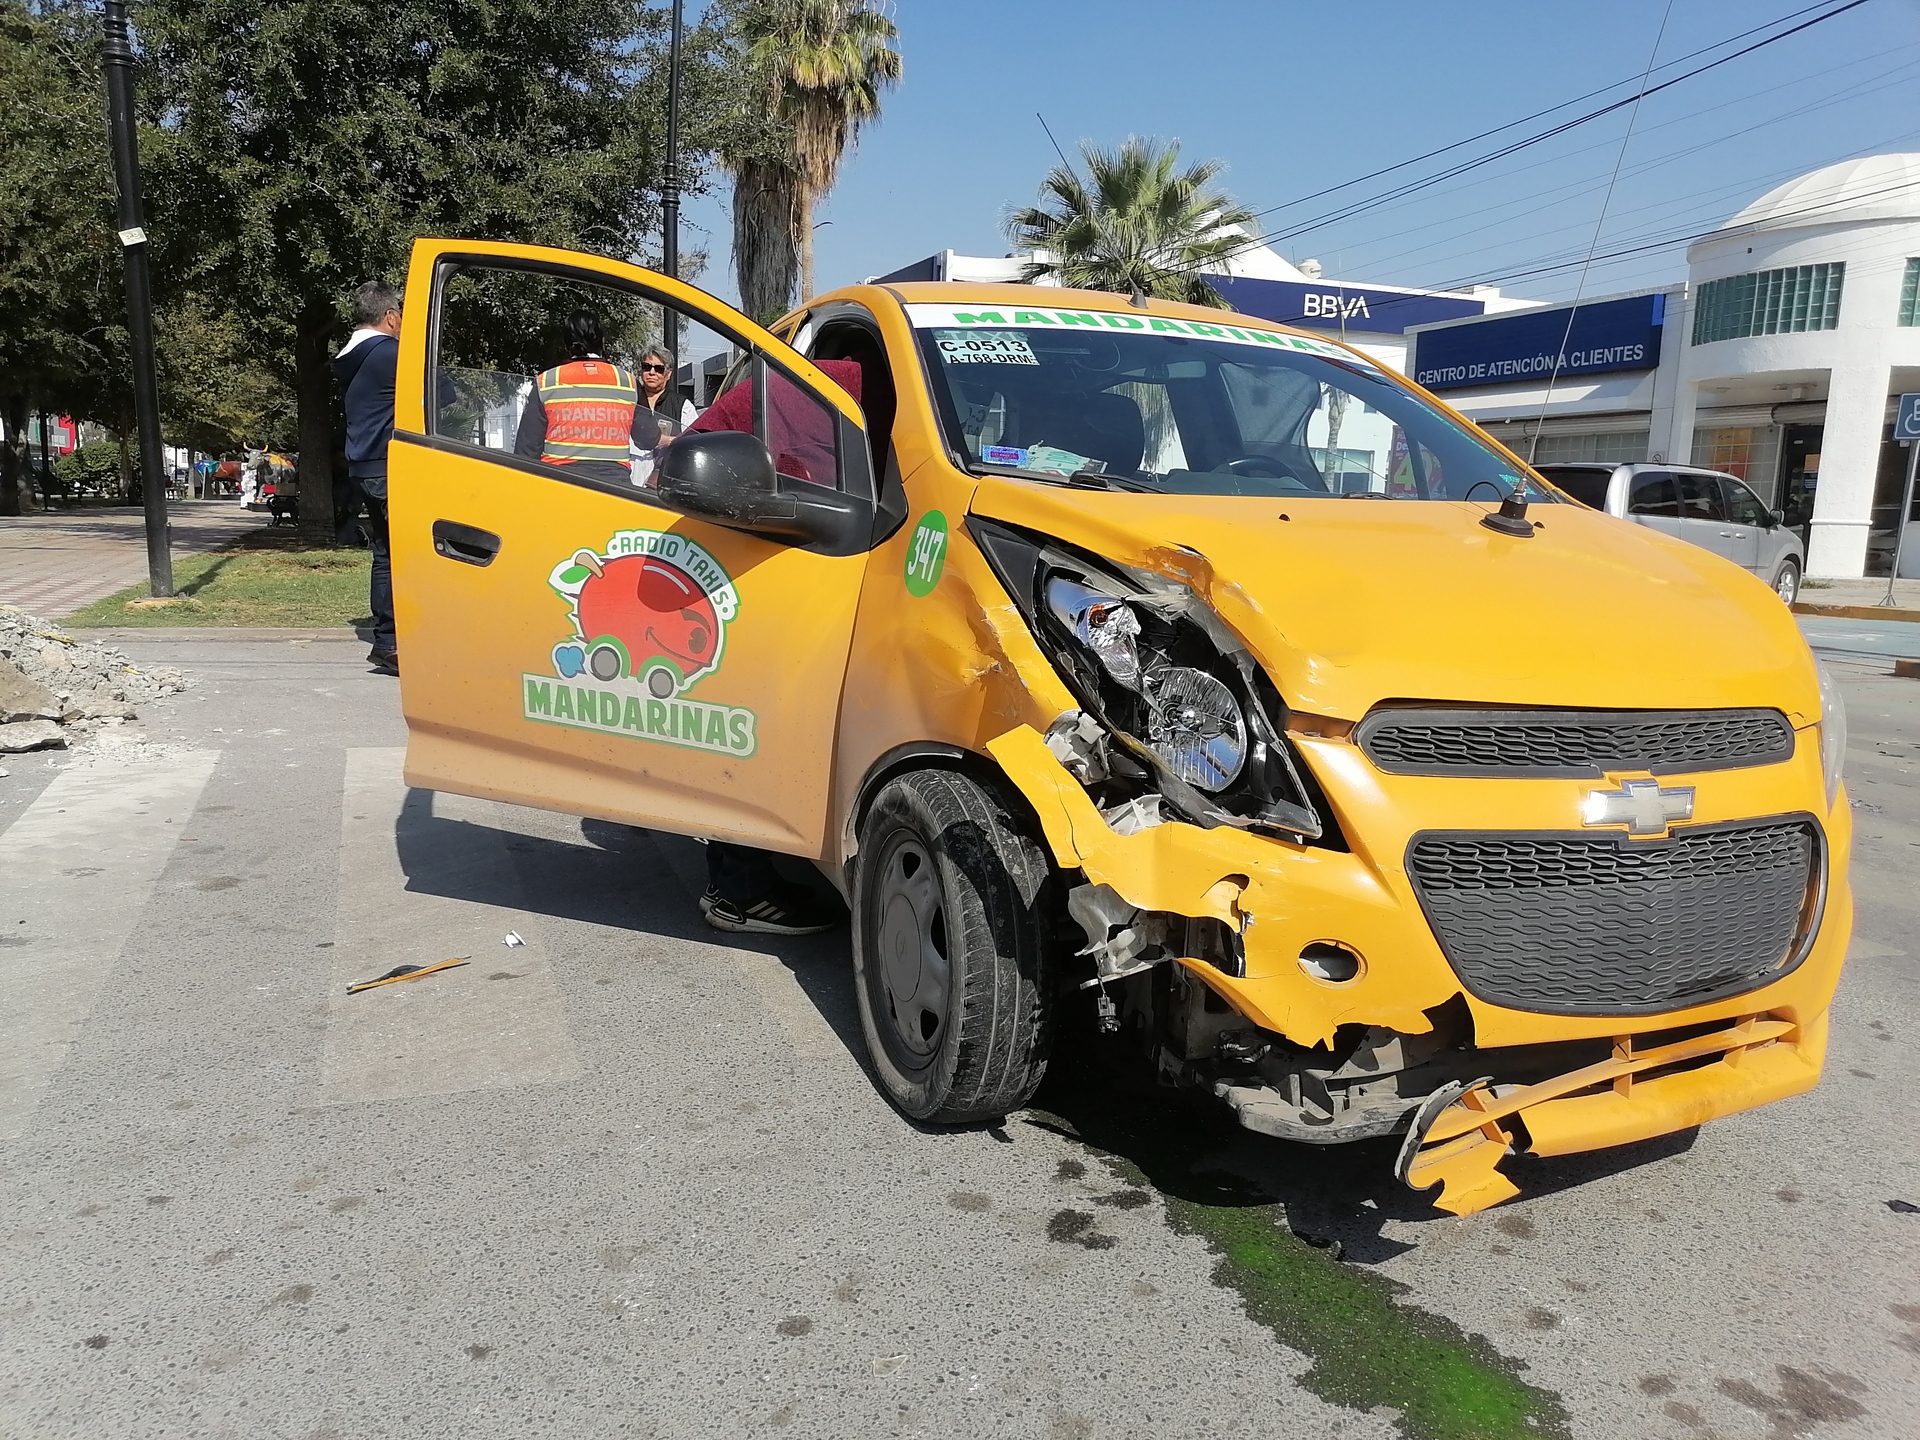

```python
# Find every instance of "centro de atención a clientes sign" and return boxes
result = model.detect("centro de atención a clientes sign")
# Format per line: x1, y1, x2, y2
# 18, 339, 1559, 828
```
1410, 292, 1667, 391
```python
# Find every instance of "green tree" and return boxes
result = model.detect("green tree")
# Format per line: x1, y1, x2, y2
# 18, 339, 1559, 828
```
724, 0, 900, 310
0, 1, 122, 513
2, 3, 300, 513
136, 0, 680, 544
1007, 137, 1256, 307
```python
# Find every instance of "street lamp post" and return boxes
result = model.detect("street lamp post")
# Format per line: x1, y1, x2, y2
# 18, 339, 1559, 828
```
100, 0, 172, 596
661, 0, 684, 382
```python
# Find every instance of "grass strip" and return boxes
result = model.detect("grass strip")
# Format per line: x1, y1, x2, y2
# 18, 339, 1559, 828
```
64, 530, 372, 629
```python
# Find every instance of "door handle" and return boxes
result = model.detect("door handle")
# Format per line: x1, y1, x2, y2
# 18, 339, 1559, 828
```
433, 519, 501, 567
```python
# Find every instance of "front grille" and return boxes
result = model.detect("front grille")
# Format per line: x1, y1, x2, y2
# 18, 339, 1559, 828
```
1407, 819, 1821, 1014
1357, 707, 1793, 777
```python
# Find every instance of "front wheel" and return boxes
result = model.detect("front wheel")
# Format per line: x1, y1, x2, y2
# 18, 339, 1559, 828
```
1772, 558, 1802, 606
852, 769, 1055, 1123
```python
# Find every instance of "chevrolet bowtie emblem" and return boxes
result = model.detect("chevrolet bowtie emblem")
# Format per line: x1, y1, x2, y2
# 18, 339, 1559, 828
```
1582, 779, 1695, 836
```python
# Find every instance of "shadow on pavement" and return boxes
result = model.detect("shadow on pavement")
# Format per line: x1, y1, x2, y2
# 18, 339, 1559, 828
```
394, 791, 1699, 1249
392, 794, 866, 1059
1028, 993, 1700, 1261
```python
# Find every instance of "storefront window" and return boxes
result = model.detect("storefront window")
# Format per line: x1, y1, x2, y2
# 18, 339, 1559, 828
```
1518, 431, 1649, 466
1900, 258, 1920, 327
1691, 425, 1782, 501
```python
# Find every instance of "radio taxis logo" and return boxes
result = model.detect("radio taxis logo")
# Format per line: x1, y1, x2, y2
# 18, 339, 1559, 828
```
523, 529, 756, 756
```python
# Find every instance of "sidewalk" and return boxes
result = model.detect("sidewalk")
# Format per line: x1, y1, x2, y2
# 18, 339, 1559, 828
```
0, 503, 269, 618
1794, 576, 1920, 623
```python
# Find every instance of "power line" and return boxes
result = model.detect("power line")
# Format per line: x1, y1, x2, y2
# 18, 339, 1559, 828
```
1340, 56, 1920, 284
1320, 43, 1920, 275
1240, 0, 1842, 227
1530, 0, 1676, 465
1221, 0, 1876, 265
1433, 171, 1920, 291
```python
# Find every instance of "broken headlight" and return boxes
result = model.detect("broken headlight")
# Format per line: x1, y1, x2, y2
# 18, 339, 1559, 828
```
962, 517, 1321, 841
1046, 577, 1249, 792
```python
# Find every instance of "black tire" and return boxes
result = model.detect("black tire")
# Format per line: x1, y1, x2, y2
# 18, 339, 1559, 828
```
852, 769, 1055, 1123
1772, 558, 1801, 605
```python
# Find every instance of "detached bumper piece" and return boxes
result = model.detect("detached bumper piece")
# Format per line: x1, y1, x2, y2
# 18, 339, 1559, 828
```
1394, 1014, 1813, 1216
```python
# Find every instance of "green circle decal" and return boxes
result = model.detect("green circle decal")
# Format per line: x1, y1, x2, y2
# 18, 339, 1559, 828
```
904, 510, 950, 597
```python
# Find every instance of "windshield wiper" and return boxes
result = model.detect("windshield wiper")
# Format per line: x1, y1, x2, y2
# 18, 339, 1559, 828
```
964, 461, 1158, 493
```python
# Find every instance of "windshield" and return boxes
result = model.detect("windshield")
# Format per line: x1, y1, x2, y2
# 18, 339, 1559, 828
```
909, 303, 1552, 503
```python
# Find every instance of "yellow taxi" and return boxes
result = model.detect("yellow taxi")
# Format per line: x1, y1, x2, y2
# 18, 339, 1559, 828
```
389, 239, 1851, 1215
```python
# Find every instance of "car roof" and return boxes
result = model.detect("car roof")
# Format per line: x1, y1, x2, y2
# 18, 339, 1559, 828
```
848, 280, 1351, 348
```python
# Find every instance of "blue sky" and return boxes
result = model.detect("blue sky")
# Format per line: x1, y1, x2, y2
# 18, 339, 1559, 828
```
678, 0, 1920, 310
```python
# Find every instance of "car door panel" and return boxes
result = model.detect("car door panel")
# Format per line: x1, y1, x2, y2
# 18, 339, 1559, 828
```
389, 238, 873, 859
1675, 471, 1740, 564
1715, 476, 1768, 575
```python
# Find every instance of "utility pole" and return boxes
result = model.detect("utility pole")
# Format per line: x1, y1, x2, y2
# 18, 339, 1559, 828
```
101, 0, 172, 596
662, 0, 684, 387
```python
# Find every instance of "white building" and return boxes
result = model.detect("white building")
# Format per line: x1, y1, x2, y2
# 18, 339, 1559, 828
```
1409, 154, 1920, 578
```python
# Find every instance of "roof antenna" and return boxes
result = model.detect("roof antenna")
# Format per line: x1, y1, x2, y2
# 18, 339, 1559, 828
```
1480, 485, 1534, 537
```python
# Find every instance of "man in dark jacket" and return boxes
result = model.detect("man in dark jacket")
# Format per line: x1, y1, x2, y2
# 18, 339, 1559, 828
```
333, 282, 404, 673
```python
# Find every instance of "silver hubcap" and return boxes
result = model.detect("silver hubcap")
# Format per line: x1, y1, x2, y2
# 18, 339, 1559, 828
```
1777, 568, 1799, 603
875, 837, 948, 1060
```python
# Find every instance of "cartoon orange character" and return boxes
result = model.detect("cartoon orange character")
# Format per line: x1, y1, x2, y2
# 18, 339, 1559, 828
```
570, 549, 721, 697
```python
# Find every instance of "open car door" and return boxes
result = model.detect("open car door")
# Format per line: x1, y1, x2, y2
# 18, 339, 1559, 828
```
387, 239, 878, 860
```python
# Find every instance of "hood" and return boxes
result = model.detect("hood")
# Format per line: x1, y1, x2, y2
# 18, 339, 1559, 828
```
332, 328, 395, 387
967, 478, 1821, 726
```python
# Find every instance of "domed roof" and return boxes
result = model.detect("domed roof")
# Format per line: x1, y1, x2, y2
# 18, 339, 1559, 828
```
1717, 153, 1920, 234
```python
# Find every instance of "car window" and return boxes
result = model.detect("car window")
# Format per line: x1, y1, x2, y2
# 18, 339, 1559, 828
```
1719, 476, 1770, 527
1627, 471, 1679, 517
1538, 467, 1612, 509
905, 302, 1554, 504
1678, 473, 1726, 523
432, 261, 732, 492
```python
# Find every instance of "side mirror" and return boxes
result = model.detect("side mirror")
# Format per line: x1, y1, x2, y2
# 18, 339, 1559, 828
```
657, 428, 777, 515
655, 427, 863, 549
1768, 508, 1785, 528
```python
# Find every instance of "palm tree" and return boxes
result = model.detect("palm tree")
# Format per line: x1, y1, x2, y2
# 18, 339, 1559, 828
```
734, 0, 901, 303
1007, 137, 1257, 307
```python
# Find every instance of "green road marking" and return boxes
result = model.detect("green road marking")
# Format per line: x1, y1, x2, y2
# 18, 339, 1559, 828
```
1028, 1035, 1570, 1440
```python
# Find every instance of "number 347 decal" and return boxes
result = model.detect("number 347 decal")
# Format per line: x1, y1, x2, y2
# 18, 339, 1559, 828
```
904, 510, 949, 598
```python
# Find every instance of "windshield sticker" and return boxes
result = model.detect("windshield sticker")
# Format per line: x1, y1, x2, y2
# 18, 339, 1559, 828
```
933, 328, 1038, 365
524, 529, 756, 757
904, 302, 1377, 367
982, 444, 1029, 467
904, 510, 950, 597
1025, 446, 1098, 477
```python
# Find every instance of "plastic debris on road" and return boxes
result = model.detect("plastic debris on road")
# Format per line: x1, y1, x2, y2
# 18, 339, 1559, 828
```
346, 958, 470, 994
504, 931, 526, 948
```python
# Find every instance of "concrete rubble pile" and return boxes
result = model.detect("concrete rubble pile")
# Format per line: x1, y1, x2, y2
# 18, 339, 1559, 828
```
0, 606, 190, 754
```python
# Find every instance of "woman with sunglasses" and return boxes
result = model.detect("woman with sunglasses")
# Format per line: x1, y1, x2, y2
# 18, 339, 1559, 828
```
630, 346, 698, 486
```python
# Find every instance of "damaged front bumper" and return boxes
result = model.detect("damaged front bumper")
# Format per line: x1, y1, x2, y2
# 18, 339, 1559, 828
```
987, 720, 1852, 1217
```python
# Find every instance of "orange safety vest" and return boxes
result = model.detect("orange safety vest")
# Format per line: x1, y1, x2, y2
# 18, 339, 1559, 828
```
536, 359, 638, 466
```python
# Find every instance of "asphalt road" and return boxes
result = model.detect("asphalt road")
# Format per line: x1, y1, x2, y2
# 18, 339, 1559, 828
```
2, 632, 1916, 1440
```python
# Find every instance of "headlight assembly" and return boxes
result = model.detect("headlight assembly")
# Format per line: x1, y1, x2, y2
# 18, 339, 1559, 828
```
1045, 577, 1248, 791
974, 519, 1324, 841
1816, 657, 1847, 811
